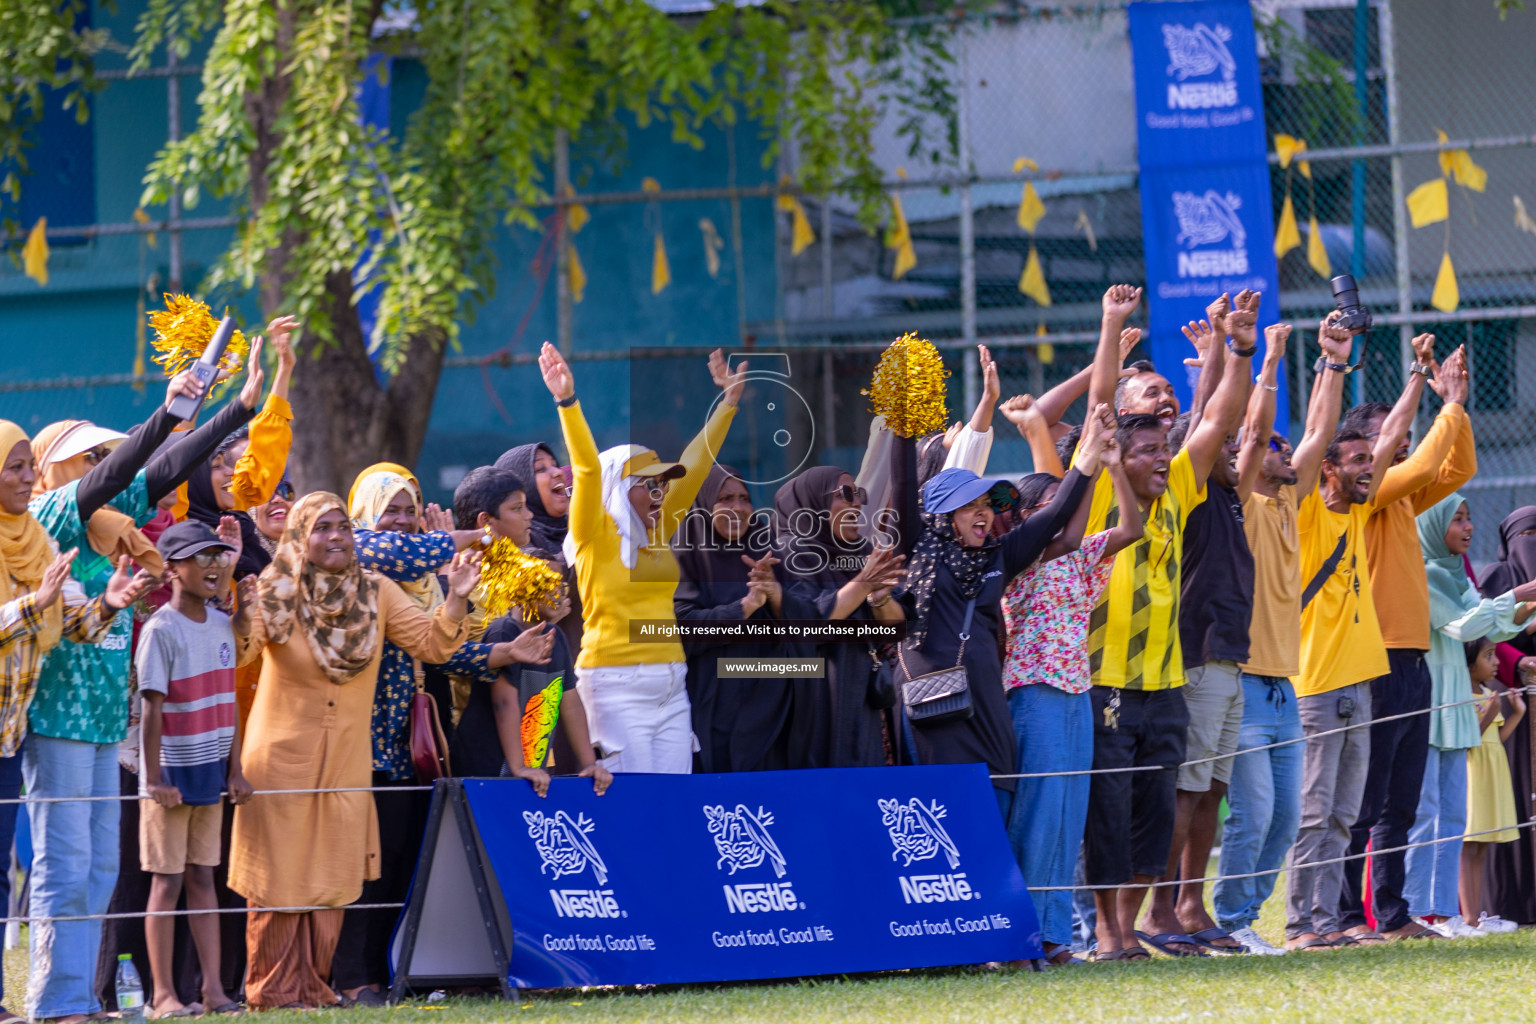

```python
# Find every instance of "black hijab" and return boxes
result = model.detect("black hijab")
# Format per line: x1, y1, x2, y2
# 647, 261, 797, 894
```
185, 459, 271, 581
900, 476, 1001, 649
916, 431, 949, 489
772, 465, 869, 589
495, 443, 569, 555
1478, 505, 1536, 601
674, 466, 771, 597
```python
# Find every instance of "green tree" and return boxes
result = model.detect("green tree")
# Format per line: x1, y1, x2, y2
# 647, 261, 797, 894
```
1, 0, 953, 493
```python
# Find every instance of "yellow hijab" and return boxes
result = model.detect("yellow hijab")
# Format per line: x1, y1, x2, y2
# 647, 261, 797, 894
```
0, 421, 65, 651
348, 463, 444, 611
30, 420, 164, 577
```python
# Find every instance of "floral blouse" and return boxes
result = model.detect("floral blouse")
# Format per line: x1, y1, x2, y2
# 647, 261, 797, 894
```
355, 529, 497, 780
1001, 530, 1114, 695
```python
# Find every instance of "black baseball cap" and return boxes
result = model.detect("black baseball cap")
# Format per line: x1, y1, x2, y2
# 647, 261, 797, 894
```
156, 520, 236, 562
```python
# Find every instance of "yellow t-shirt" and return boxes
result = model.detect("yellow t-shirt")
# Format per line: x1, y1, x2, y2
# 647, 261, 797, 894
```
1241, 485, 1301, 679
1085, 447, 1206, 690
1296, 489, 1388, 698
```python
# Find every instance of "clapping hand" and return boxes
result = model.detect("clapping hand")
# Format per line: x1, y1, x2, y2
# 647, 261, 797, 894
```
1428, 344, 1469, 406
103, 556, 158, 614
854, 546, 906, 594
445, 549, 483, 599
33, 548, 78, 612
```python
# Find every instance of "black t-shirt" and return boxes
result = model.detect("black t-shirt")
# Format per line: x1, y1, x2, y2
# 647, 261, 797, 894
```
452, 617, 574, 778
1179, 481, 1255, 668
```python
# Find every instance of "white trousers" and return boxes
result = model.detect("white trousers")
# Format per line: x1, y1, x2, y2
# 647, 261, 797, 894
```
576, 662, 694, 774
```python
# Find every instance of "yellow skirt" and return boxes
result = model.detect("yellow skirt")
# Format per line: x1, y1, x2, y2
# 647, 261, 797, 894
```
1466, 724, 1520, 843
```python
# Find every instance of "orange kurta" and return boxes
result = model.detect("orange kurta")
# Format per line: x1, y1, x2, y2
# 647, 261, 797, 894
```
230, 576, 468, 908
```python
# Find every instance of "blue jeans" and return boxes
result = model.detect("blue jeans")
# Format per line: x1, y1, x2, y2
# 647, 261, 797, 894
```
1005, 685, 1092, 949
24, 735, 121, 1018
1214, 674, 1302, 932
1404, 745, 1467, 919
0, 747, 22, 1007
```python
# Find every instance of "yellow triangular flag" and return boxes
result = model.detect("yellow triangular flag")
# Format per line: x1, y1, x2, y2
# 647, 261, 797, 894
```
22, 218, 48, 286
651, 233, 670, 295
1449, 151, 1487, 192
885, 194, 915, 280
1407, 178, 1449, 228
1274, 195, 1301, 257
1306, 215, 1331, 278
1431, 252, 1458, 312
777, 195, 815, 256
568, 203, 589, 234
1036, 323, 1054, 364
1274, 134, 1298, 168
569, 243, 587, 304
1017, 182, 1046, 234
1012, 156, 1040, 175
1018, 245, 1051, 307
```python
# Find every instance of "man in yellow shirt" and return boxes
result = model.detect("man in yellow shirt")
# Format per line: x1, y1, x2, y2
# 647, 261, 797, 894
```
1336, 341, 1475, 942
1077, 285, 1255, 961
1283, 336, 1444, 952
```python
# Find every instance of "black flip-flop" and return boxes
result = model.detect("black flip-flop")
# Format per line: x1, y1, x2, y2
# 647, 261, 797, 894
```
1287, 935, 1333, 952
1135, 930, 1207, 957
1189, 927, 1247, 953
207, 1004, 245, 1016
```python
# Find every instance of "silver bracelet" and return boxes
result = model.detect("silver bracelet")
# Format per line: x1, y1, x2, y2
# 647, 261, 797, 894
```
1254, 374, 1278, 393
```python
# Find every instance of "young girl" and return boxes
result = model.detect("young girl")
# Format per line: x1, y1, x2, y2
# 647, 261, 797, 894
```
1460, 636, 1527, 927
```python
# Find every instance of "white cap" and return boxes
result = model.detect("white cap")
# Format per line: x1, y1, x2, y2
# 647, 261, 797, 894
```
41, 423, 129, 466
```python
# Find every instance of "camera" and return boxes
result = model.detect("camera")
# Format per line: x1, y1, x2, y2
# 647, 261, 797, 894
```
1329, 274, 1373, 335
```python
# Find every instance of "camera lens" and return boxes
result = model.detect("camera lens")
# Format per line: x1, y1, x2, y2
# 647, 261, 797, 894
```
1330, 274, 1360, 306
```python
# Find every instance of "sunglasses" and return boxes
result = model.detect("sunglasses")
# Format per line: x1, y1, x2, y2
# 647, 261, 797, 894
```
183, 549, 233, 569
82, 446, 111, 466
828, 484, 869, 505
273, 480, 295, 501
638, 477, 671, 498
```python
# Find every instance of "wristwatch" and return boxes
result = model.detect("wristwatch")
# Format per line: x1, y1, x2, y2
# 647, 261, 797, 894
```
1314, 356, 1355, 374
556, 394, 578, 407
1408, 361, 1433, 377
1229, 341, 1257, 358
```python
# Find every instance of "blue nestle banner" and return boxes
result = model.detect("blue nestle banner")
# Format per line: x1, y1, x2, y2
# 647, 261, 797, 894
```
461, 765, 1040, 987
1129, 0, 1287, 432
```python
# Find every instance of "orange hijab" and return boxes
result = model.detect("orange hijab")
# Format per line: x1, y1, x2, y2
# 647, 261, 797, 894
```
31, 420, 164, 577
0, 421, 65, 651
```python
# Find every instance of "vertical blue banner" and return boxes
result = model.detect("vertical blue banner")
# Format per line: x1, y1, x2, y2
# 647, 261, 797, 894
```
1129, 0, 1287, 433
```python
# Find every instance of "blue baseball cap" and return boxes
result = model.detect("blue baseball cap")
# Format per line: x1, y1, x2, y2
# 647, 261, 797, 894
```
922, 468, 1020, 515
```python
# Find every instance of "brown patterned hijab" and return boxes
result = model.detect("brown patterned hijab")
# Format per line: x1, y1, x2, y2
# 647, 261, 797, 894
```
256, 491, 380, 684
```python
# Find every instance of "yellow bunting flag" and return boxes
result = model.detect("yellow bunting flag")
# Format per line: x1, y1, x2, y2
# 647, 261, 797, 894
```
776, 181, 815, 256
1274, 195, 1301, 258
651, 233, 671, 295
1016, 182, 1046, 235
1407, 178, 1449, 228
22, 218, 48, 286
1036, 322, 1054, 365
1431, 252, 1459, 312
569, 244, 587, 304
1074, 209, 1097, 252
567, 202, 589, 235
699, 218, 723, 278
1437, 130, 1487, 192
885, 196, 916, 280
1306, 215, 1331, 278
133, 207, 157, 249
1274, 134, 1299, 168
1018, 245, 1052, 307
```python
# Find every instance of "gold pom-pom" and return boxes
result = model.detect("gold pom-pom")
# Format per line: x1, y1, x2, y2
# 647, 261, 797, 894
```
478, 537, 566, 622
861, 332, 950, 438
148, 293, 249, 379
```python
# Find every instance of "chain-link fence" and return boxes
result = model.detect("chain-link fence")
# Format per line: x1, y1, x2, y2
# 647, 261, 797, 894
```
3, 1, 1534, 560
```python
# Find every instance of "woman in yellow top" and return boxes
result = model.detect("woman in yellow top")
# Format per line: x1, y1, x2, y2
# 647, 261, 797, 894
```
537, 341, 745, 774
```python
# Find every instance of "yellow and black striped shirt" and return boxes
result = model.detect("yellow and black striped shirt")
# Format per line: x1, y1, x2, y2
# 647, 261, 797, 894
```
1084, 448, 1206, 690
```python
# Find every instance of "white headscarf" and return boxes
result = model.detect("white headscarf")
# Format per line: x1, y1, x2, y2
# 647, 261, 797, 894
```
563, 443, 655, 570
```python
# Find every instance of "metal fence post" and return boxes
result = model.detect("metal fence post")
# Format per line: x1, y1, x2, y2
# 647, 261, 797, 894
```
554, 127, 572, 355
1381, 0, 1416, 428
958, 29, 979, 416
166, 47, 182, 292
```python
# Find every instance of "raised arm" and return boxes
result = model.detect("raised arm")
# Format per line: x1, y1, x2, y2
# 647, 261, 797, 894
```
965, 345, 1001, 436
1001, 467, 1092, 579
1089, 285, 1143, 412
1000, 395, 1063, 477
1410, 345, 1475, 512
1364, 334, 1435, 505
74, 371, 201, 520
1184, 293, 1230, 432
660, 349, 744, 533
143, 336, 266, 504
1035, 327, 1141, 428
229, 317, 299, 510
542, 342, 602, 549
1292, 314, 1353, 496
1236, 322, 1290, 502
1183, 290, 1257, 484
1041, 404, 1112, 561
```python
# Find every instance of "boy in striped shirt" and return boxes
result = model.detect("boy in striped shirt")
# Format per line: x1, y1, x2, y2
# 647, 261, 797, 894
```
137, 519, 252, 1017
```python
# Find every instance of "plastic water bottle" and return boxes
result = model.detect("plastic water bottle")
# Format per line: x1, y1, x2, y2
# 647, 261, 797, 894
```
116, 953, 145, 1023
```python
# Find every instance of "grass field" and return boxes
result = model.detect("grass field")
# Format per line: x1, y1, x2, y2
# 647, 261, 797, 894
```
3, 878, 1525, 1023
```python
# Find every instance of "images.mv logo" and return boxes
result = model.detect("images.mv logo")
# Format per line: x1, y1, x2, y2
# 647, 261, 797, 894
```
704, 804, 806, 914
880, 797, 979, 905
524, 809, 625, 920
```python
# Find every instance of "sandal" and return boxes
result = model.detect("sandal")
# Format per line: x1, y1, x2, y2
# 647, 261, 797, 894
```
1189, 927, 1246, 953
1386, 924, 1443, 941
1135, 930, 1207, 957
206, 1005, 245, 1016
1345, 929, 1389, 946
1286, 934, 1334, 953
1122, 945, 1152, 961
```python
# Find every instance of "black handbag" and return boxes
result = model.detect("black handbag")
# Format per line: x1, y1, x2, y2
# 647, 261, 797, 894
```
898, 599, 975, 725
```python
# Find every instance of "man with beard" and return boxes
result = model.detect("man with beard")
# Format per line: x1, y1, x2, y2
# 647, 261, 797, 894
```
1282, 335, 1454, 951
1204, 314, 1353, 954
1075, 284, 1255, 961
1334, 338, 1475, 942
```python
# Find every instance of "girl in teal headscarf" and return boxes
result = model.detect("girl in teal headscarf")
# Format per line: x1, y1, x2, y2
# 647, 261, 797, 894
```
1403, 493, 1536, 935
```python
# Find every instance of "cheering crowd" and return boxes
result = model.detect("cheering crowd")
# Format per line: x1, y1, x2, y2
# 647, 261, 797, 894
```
1, 281, 1534, 1016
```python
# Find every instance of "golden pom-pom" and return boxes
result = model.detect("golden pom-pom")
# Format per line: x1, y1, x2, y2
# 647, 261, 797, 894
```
478, 537, 566, 622
148, 293, 249, 379
861, 332, 950, 438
